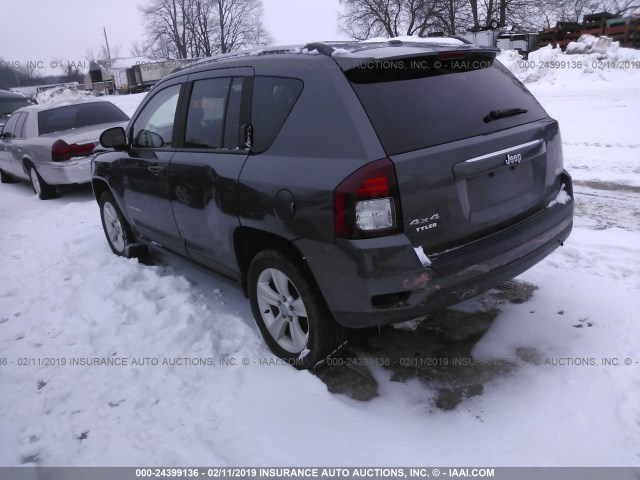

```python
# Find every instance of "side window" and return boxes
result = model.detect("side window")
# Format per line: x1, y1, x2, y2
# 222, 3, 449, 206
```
14, 112, 28, 138
132, 84, 181, 148
184, 77, 234, 149
251, 77, 303, 153
1, 113, 20, 138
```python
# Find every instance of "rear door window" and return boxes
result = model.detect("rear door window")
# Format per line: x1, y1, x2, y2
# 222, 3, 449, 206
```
14, 112, 28, 138
251, 77, 303, 153
1, 113, 20, 138
347, 55, 548, 155
184, 78, 230, 149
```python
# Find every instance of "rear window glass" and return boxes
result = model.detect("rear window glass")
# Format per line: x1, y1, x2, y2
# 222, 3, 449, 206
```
251, 76, 303, 152
0, 97, 32, 116
347, 55, 548, 155
38, 102, 129, 136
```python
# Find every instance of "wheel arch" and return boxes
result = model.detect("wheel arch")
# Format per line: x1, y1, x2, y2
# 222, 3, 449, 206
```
21, 156, 35, 175
92, 179, 136, 233
91, 178, 112, 203
233, 227, 320, 299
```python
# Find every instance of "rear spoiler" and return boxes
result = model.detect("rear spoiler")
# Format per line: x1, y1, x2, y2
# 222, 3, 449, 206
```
335, 50, 501, 83
303, 41, 499, 72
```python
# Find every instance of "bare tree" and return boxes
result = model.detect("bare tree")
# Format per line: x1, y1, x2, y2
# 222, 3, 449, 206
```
598, 0, 640, 14
85, 44, 123, 62
440, 0, 473, 33
496, 0, 539, 28
472, 0, 639, 31
51, 57, 85, 83
468, 0, 481, 27
186, 0, 216, 56
215, 0, 272, 53
140, 0, 192, 59
564, 0, 600, 21
339, 0, 450, 39
139, 0, 271, 59
129, 41, 151, 58
18, 63, 38, 82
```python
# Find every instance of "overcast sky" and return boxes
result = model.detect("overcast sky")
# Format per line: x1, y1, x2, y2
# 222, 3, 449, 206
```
1, 0, 343, 74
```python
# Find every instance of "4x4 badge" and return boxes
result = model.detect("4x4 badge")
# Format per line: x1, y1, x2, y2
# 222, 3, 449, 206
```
410, 214, 440, 232
410, 214, 440, 226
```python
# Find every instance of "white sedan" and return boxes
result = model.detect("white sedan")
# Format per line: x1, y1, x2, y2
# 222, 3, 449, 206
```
0, 101, 129, 199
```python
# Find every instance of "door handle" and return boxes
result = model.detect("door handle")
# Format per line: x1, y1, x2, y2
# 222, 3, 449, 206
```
148, 165, 164, 175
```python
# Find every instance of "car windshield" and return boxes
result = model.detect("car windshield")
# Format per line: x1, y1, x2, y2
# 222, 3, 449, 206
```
37, 102, 129, 135
0, 98, 32, 116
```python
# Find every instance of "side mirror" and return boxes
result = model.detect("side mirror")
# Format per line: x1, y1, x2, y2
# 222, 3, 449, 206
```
100, 127, 128, 150
136, 130, 164, 148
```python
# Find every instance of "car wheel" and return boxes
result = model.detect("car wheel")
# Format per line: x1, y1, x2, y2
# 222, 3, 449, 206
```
99, 191, 137, 257
28, 165, 56, 199
248, 249, 344, 369
0, 169, 18, 184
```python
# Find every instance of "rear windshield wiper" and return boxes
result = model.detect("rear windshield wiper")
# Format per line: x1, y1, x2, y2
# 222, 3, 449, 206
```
483, 108, 528, 123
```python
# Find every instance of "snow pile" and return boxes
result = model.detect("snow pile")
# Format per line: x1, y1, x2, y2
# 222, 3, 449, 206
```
331, 48, 352, 57
547, 184, 572, 208
36, 86, 93, 105
363, 35, 465, 46
565, 34, 614, 55
96, 92, 147, 118
497, 37, 640, 84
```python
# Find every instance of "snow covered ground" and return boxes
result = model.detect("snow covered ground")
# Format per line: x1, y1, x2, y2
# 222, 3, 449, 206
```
1, 46, 639, 467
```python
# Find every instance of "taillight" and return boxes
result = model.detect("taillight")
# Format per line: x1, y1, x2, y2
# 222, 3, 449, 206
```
51, 139, 95, 162
333, 158, 402, 239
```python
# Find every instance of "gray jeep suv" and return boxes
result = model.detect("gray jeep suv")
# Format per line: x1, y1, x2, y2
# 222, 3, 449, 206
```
93, 40, 573, 368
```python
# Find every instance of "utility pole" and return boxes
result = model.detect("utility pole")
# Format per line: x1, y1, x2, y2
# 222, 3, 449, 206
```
103, 27, 112, 60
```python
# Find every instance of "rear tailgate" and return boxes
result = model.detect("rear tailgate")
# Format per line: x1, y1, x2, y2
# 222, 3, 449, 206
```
391, 119, 563, 253
346, 51, 564, 254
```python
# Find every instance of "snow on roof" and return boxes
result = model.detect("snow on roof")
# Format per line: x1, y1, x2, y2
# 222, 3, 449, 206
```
363, 35, 466, 46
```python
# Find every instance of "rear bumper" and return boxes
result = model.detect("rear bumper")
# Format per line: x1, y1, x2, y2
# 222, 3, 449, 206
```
295, 177, 573, 328
38, 157, 92, 185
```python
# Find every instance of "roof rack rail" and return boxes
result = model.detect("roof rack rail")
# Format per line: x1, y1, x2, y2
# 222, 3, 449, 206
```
303, 42, 336, 56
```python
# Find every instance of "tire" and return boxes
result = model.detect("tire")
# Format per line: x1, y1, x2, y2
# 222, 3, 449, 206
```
99, 191, 137, 257
0, 169, 18, 184
27, 164, 56, 200
248, 249, 344, 369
